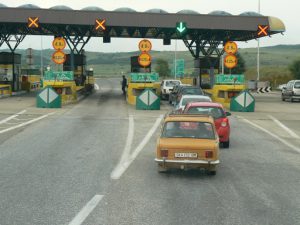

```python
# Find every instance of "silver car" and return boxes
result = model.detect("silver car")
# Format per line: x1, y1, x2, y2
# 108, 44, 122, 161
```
282, 80, 300, 102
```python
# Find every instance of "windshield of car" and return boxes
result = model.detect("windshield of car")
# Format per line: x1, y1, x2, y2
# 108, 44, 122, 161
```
294, 82, 300, 88
165, 81, 180, 87
182, 88, 203, 95
162, 121, 215, 139
186, 106, 225, 119
182, 97, 210, 106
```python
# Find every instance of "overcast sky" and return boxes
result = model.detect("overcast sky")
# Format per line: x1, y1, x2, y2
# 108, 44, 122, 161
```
0, 0, 298, 52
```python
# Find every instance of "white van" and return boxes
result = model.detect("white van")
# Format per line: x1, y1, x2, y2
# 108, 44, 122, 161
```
282, 80, 300, 102
160, 79, 182, 100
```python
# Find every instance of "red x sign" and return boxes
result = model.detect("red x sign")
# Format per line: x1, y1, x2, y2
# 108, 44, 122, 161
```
258, 25, 269, 36
95, 19, 106, 31
28, 17, 39, 28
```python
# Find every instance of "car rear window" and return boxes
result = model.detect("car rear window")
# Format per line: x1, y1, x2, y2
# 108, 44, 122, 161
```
166, 81, 180, 87
182, 88, 204, 95
182, 97, 211, 106
294, 82, 300, 89
186, 107, 225, 119
162, 121, 215, 139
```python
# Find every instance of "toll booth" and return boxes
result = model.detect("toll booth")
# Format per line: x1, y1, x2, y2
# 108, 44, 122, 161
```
127, 73, 161, 105
21, 68, 41, 92
63, 53, 87, 86
194, 57, 220, 89
204, 74, 246, 109
0, 52, 21, 91
43, 71, 78, 105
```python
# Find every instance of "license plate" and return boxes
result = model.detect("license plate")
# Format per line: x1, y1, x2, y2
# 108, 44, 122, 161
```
175, 153, 198, 158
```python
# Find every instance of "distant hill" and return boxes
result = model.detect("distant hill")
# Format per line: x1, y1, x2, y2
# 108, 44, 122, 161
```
2, 44, 300, 79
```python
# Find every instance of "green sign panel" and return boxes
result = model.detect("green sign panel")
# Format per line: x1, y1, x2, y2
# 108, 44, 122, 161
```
176, 22, 187, 34
230, 90, 255, 112
36, 86, 61, 108
130, 73, 159, 83
172, 59, 185, 77
44, 71, 74, 81
216, 74, 245, 84
136, 89, 160, 110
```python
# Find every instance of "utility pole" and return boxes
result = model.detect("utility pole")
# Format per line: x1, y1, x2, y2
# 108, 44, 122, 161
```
257, 0, 261, 81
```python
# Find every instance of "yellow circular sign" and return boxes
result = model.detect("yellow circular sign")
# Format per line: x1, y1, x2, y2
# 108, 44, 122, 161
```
139, 39, 152, 52
224, 41, 238, 55
52, 37, 66, 51
138, 52, 151, 67
52, 51, 66, 64
224, 54, 238, 69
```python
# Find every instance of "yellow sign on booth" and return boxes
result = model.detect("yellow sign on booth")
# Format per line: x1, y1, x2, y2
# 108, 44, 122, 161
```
139, 39, 152, 52
138, 52, 151, 67
52, 51, 66, 64
224, 55, 238, 69
52, 37, 66, 51
224, 41, 238, 55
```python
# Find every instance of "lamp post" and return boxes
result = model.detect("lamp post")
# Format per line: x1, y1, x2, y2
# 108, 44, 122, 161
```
257, 0, 261, 81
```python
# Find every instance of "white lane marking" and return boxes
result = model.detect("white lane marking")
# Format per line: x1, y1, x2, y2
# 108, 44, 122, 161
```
111, 115, 163, 180
241, 117, 300, 154
268, 115, 300, 139
110, 115, 134, 179
0, 112, 55, 134
68, 195, 104, 225
0, 110, 26, 125
94, 83, 100, 90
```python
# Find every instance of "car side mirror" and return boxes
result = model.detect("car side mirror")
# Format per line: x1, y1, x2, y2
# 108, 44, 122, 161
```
225, 112, 231, 116
282, 87, 286, 90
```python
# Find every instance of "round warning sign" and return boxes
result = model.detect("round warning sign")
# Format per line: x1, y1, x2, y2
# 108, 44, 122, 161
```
139, 39, 152, 52
224, 54, 238, 69
52, 51, 66, 64
138, 52, 151, 67
224, 41, 238, 55
52, 37, 66, 51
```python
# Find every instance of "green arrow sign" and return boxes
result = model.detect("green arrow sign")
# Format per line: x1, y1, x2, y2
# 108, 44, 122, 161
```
176, 22, 187, 34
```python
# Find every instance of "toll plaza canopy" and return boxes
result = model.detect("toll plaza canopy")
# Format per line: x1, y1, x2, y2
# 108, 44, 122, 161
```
0, 6, 285, 42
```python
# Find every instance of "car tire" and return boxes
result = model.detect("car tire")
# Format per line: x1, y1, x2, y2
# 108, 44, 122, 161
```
222, 140, 230, 148
281, 95, 285, 101
291, 97, 294, 103
158, 164, 168, 173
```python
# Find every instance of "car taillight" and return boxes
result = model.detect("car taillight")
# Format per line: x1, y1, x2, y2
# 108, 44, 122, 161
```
161, 149, 168, 157
221, 118, 228, 127
205, 151, 213, 158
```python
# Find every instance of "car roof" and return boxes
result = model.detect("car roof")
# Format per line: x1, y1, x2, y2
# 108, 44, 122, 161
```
164, 114, 215, 123
186, 102, 224, 108
181, 86, 200, 89
181, 94, 208, 99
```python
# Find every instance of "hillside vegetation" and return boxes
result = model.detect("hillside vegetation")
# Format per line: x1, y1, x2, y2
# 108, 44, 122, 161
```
8, 44, 300, 84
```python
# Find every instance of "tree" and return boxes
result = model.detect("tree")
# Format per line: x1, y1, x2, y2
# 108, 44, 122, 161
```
289, 59, 300, 79
155, 58, 170, 77
224, 52, 246, 74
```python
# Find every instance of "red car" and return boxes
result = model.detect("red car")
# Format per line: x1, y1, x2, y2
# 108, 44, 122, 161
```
182, 102, 231, 148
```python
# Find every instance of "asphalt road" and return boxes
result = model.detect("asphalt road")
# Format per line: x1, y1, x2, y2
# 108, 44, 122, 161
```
0, 78, 299, 225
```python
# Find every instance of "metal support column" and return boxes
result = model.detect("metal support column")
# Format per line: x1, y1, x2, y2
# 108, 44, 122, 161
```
183, 37, 224, 88
2, 34, 26, 92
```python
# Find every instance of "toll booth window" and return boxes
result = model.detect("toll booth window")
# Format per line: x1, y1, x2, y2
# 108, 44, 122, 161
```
228, 91, 240, 98
132, 89, 145, 96
65, 87, 72, 95
218, 91, 225, 98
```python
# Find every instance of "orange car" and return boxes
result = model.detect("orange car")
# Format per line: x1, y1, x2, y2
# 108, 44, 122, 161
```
155, 114, 220, 175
